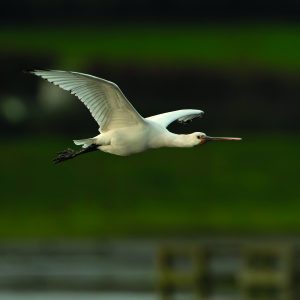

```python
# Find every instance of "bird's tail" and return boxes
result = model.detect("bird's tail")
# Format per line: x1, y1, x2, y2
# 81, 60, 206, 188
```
73, 138, 95, 148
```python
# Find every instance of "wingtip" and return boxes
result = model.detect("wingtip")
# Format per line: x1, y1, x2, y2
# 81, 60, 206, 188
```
23, 69, 52, 75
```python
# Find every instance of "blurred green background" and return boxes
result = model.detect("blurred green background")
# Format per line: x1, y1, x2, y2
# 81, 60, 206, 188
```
1, 2, 300, 239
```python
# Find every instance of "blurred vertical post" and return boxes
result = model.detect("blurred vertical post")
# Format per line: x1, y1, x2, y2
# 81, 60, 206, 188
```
157, 245, 210, 299
238, 244, 294, 300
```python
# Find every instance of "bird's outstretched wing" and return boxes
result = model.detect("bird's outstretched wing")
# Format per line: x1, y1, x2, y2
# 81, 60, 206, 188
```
147, 109, 204, 128
29, 70, 145, 132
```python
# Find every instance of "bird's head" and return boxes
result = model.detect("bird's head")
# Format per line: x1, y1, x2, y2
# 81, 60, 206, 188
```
192, 132, 242, 145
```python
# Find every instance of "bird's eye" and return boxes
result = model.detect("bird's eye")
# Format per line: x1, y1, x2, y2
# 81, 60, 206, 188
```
197, 135, 201, 139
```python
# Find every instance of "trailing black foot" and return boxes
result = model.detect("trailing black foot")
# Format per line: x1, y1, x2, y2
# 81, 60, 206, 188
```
53, 144, 99, 164
53, 148, 76, 164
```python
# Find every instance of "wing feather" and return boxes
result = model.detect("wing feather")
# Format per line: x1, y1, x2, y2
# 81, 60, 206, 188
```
147, 109, 204, 128
30, 70, 144, 132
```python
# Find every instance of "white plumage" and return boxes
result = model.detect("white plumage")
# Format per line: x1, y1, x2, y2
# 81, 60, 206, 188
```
29, 70, 241, 162
31, 70, 143, 132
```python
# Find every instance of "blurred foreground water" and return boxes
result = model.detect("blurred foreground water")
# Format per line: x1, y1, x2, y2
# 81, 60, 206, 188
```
1, 239, 300, 299
0, 292, 155, 300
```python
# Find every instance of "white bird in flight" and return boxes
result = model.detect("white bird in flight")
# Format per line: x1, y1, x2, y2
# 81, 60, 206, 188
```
28, 70, 241, 163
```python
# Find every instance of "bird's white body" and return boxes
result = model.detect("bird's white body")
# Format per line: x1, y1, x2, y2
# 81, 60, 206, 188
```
30, 70, 241, 160
94, 119, 197, 156
95, 123, 152, 156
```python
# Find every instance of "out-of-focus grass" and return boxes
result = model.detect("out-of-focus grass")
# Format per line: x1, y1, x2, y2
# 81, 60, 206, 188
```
1, 24, 300, 70
0, 134, 299, 238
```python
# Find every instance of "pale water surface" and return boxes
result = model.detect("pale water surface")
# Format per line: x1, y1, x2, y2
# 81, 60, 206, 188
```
0, 292, 156, 300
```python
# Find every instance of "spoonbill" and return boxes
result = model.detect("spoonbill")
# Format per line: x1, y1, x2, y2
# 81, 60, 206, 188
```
28, 70, 241, 163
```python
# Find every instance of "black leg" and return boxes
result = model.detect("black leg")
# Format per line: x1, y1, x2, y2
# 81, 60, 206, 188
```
53, 144, 98, 164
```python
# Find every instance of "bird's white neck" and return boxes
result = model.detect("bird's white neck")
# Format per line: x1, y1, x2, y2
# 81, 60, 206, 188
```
165, 133, 195, 148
